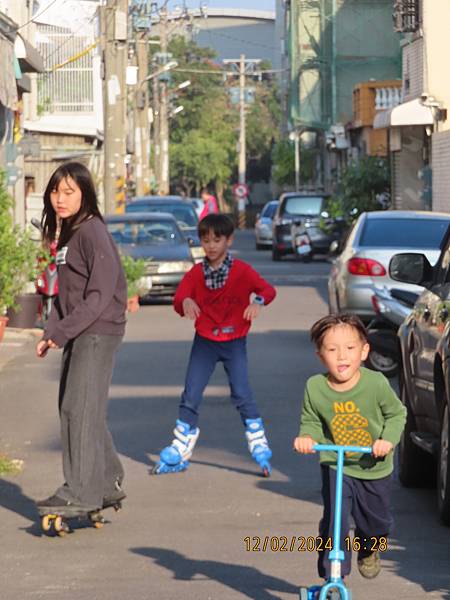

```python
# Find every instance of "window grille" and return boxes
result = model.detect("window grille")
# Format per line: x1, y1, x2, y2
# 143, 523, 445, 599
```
37, 24, 94, 113
393, 0, 420, 33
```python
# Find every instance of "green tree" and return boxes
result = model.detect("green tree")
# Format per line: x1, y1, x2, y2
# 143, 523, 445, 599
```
328, 156, 390, 221
0, 170, 40, 314
271, 139, 315, 188
154, 37, 280, 198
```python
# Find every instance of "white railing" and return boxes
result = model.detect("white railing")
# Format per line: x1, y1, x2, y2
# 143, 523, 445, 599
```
375, 87, 402, 110
36, 24, 95, 114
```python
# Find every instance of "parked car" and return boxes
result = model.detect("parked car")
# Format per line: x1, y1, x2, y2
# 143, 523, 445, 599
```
189, 198, 204, 219
389, 223, 450, 525
271, 192, 332, 261
255, 200, 278, 250
126, 196, 205, 262
328, 210, 450, 322
105, 212, 194, 298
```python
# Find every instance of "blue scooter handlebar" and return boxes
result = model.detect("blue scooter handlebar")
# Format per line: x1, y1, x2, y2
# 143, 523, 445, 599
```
313, 444, 373, 454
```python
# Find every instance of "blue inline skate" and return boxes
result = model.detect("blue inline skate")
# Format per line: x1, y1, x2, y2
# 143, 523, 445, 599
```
245, 418, 272, 477
153, 419, 200, 474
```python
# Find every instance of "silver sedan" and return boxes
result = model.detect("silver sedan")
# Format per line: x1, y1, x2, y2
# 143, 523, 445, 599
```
328, 210, 450, 322
255, 200, 278, 250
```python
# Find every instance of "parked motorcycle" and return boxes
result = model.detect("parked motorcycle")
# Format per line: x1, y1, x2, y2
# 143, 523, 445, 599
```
31, 218, 58, 323
366, 285, 419, 378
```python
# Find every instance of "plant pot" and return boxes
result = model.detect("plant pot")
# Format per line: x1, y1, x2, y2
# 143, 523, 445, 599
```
6, 293, 42, 329
0, 316, 8, 342
127, 295, 140, 313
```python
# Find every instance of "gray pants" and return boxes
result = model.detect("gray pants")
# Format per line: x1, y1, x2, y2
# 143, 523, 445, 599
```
56, 333, 124, 508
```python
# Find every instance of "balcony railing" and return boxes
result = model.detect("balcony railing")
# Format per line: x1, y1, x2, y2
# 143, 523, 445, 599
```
375, 86, 403, 110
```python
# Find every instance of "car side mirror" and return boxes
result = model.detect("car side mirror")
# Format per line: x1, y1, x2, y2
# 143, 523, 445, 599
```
329, 240, 339, 255
389, 253, 433, 287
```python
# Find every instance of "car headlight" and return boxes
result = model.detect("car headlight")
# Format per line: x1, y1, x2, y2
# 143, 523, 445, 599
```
157, 261, 193, 273
191, 246, 205, 259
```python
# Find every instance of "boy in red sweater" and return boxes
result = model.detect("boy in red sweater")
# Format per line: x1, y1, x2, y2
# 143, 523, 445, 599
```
154, 213, 276, 476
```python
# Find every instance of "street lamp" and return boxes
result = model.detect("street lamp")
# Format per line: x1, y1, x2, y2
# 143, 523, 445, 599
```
170, 105, 184, 117
138, 60, 178, 88
177, 79, 191, 90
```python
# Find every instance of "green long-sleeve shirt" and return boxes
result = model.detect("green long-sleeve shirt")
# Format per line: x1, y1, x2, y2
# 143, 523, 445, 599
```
299, 367, 406, 480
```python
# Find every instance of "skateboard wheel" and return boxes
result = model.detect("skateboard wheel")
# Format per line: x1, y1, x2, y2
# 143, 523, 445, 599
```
41, 515, 51, 532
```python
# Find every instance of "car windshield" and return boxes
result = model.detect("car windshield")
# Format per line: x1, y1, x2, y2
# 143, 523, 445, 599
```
107, 220, 181, 245
127, 202, 197, 229
262, 203, 278, 218
360, 218, 450, 248
283, 196, 323, 216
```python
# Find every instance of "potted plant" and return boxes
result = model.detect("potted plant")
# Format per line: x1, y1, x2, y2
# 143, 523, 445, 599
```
0, 170, 41, 339
120, 255, 147, 312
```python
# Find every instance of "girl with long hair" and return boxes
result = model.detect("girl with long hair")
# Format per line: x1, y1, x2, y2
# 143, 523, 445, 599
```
36, 162, 128, 521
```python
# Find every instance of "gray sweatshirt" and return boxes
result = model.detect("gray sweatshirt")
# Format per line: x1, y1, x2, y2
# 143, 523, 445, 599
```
44, 216, 127, 347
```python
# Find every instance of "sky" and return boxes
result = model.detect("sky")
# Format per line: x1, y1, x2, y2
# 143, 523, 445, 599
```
168, 0, 275, 10
36, 0, 276, 29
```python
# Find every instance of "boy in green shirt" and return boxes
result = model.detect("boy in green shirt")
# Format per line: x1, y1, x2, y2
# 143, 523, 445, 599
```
294, 314, 406, 580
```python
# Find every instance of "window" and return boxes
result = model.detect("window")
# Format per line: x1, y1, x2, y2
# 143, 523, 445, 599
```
262, 203, 278, 219
108, 221, 181, 245
126, 203, 197, 228
283, 196, 323, 216
359, 218, 450, 249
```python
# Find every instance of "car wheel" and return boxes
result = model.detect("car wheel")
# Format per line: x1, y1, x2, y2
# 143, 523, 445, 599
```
272, 247, 281, 261
398, 378, 435, 487
438, 403, 450, 525
365, 349, 398, 378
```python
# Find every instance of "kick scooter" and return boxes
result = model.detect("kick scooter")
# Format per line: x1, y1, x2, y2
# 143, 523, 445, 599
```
299, 444, 373, 600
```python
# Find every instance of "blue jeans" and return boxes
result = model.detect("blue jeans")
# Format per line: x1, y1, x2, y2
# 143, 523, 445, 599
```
179, 334, 260, 427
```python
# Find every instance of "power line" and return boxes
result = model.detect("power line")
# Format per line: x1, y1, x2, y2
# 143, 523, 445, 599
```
18, 0, 61, 30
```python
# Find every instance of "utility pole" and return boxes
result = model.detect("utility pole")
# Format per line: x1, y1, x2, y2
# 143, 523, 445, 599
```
223, 55, 260, 228
238, 54, 246, 186
101, 0, 128, 214
135, 30, 150, 196
158, 6, 170, 195
152, 70, 161, 192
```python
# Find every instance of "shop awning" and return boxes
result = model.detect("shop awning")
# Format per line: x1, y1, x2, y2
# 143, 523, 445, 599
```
14, 34, 44, 73
373, 98, 434, 129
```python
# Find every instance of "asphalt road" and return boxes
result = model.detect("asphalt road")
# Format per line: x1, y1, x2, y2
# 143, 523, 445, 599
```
0, 231, 449, 600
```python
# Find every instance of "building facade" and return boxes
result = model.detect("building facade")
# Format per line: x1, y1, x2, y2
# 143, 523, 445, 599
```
0, 0, 44, 226
285, 0, 402, 189
374, 0, 450, 212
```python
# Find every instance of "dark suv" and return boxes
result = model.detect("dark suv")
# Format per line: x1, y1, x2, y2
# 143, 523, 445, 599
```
271, 192, 331, 261
390, 226, 450, 525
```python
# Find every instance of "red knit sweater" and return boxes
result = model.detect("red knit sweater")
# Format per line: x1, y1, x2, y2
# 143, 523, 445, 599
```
173, 259, 276, 341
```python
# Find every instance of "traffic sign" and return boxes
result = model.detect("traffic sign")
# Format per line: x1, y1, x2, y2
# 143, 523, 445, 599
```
233, 183, 249, 198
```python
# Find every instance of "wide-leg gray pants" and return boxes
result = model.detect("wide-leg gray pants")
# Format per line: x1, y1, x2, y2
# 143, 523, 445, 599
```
55, 333, 124, 508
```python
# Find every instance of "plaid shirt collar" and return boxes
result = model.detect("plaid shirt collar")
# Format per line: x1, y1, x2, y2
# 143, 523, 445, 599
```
203, 253, 233, 290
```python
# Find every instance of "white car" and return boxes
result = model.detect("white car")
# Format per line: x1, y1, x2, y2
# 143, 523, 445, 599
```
328, 210, 450, 322
255, 200, 278, 250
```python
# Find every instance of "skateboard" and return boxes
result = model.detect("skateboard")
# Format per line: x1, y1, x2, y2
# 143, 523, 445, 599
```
38, 500, 123, 537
